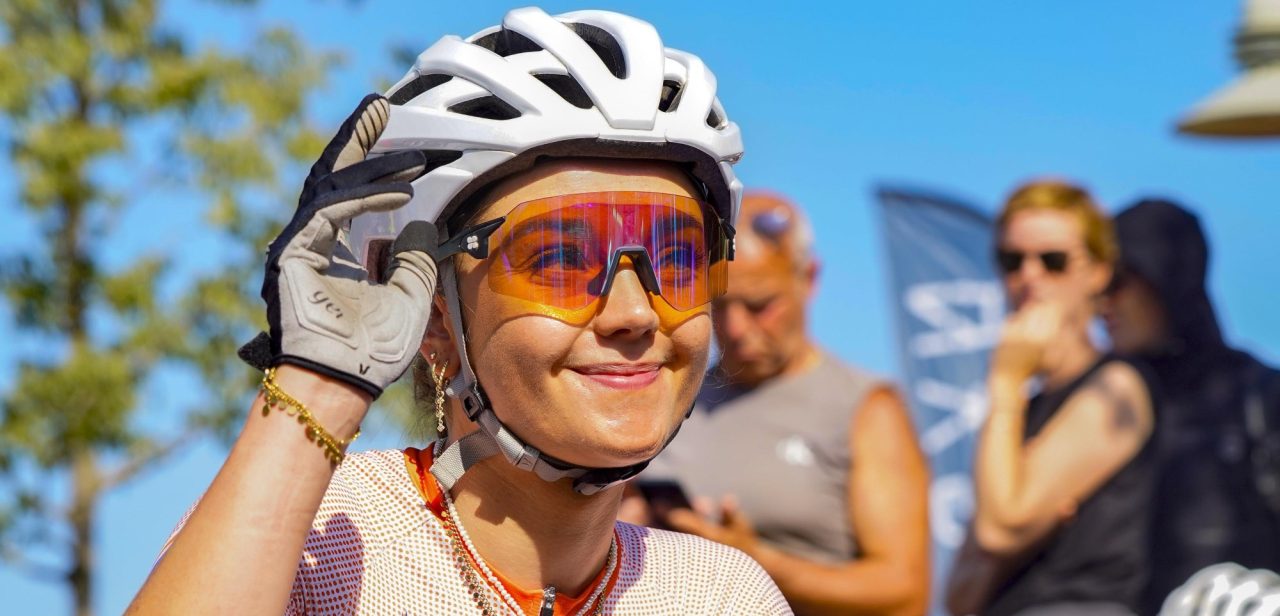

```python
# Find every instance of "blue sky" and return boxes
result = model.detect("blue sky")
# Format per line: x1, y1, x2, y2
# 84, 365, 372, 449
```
3, 1, 1279, 613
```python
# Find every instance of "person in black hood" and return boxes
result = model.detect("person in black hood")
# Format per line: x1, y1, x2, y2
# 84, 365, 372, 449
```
1101, 198, 1280, 614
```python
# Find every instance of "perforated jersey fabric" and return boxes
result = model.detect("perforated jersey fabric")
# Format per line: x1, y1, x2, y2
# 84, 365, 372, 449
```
167, 449, 792, 615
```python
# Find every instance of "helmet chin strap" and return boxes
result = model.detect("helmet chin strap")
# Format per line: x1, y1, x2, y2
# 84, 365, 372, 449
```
429, 258, 685, 496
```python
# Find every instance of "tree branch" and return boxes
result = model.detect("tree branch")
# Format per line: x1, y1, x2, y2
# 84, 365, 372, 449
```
102, 430, 202, 490
0, 545, 67, 584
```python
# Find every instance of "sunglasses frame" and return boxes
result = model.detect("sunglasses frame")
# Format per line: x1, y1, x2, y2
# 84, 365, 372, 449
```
439, 192, 737, 314
995, 248, 1071, 275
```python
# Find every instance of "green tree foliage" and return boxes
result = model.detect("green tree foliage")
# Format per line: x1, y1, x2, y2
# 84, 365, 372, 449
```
0, 1, 339, 614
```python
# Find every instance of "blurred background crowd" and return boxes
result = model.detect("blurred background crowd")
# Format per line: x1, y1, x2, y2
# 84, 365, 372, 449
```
1, 1, 1278, 615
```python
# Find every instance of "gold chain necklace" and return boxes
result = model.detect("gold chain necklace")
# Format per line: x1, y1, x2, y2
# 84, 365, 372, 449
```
438, 489, 616, 616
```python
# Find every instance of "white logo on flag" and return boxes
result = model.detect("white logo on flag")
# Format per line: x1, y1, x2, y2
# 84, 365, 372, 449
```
917, 378, 989, 456
904, 280, 1003, 359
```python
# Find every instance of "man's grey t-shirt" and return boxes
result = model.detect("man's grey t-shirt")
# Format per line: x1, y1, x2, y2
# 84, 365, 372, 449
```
646, 352, 886, 564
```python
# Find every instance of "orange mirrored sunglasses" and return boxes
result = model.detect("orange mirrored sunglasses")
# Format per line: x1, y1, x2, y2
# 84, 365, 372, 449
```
447, 191, 733, 322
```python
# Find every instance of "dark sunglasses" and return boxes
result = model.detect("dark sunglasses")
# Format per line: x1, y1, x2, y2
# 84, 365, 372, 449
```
752, 208, 792, 240
995, 249, 1070, 274
1104, 268, 1133, 295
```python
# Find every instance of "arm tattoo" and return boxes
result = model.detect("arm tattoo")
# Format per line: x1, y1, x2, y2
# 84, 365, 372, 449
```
1085, 376, 1140, 433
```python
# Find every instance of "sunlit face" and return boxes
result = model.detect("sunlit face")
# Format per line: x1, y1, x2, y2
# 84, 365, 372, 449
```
997, 209, 1111, 328
1100, 270, 1169, 355
447, 159, 712, 469
711, 251, 811, 387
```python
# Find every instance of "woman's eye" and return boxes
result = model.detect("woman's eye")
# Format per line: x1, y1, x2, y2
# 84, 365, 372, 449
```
531, 246, 589, 271
658, 244, 702, 271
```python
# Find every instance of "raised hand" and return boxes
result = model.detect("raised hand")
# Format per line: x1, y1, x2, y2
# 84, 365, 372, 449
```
990, 300, 1067, 388
240, 94, 437, 398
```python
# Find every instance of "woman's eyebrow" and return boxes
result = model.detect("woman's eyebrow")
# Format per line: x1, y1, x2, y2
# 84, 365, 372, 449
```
649, 210, 704, 235
509, 216, 594, 238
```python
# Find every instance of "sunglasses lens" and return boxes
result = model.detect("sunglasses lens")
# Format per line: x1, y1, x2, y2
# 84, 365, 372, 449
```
1040, 251, 1069, 273
996, 250, 1024, 274
751, 209, 792, 239
995, 249, 1072, 274
485, 192, 728, 314
488, 200, 608, 310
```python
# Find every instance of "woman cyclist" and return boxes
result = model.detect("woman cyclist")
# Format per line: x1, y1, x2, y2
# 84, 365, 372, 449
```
945, 180, 1156, 616
128, 8, 790, 614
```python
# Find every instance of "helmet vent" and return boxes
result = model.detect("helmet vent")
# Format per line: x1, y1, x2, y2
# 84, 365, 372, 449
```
388, 74, 454, 105
532, 73, 593, 109
658, 80, 683, 112
564, 22, 626, 79
420, 149, 465, 173
706, 107, 724, 129
448, 95, 522, 120
472, 29, 543, 57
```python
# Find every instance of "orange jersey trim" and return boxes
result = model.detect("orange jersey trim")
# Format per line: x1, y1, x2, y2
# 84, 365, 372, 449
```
403, 447, 621, 615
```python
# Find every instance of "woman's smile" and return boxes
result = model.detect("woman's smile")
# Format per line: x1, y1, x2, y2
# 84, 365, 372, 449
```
568, 362, 663, 390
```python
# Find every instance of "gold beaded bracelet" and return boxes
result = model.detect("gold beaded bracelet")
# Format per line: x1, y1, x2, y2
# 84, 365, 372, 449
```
260, 367, 360, 465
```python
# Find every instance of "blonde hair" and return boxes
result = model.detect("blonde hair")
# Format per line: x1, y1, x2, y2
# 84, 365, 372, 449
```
997, 179, 1117, 264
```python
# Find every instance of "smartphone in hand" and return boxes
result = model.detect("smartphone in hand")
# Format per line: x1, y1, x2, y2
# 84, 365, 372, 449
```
635, 479, 693, 530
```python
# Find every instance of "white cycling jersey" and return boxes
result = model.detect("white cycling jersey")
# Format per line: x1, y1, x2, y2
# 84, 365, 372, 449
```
165, 448, 792, 615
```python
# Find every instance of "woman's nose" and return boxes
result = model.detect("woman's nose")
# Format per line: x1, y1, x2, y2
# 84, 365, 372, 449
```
593, 256, 660, 339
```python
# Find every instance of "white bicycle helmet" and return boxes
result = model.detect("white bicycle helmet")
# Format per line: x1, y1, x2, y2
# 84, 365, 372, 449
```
1161, 563, 1280, 616
347, 7, 744, 495
349, 6, 742, 260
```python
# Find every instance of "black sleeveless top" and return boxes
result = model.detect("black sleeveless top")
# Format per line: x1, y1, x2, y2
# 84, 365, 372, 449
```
986, 355, 1157, 616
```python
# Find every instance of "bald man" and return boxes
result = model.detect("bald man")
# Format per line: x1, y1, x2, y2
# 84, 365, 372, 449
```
631, 191, 932, 616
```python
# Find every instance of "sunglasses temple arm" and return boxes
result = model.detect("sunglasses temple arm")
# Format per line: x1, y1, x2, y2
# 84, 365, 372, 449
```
434, 217, 506, 260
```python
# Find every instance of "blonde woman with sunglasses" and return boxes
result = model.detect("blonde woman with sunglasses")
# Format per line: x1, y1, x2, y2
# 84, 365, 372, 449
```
128, 8, 790, 615
945, 180, 1156, 616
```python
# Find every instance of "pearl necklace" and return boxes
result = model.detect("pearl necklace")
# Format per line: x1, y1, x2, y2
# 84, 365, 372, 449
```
437, 482, 617, 616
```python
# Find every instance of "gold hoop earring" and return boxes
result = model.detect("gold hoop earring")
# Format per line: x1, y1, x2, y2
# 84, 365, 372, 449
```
430, 354, 449, 438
